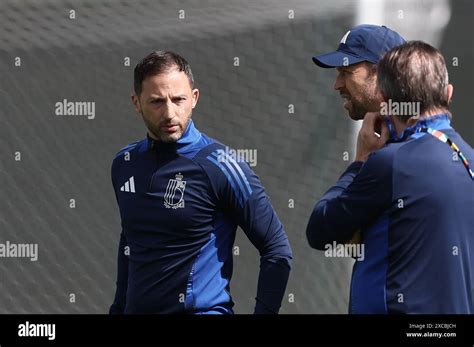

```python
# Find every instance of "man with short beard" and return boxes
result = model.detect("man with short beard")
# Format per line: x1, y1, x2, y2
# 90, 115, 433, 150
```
307, 41, 474, 313
311, 25, 405, 245
109, 51, 292, 314
312, 24, 405, 121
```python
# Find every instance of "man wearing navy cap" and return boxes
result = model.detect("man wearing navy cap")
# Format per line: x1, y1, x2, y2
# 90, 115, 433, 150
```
307, 37, 474, 313
312, 24, 406, 120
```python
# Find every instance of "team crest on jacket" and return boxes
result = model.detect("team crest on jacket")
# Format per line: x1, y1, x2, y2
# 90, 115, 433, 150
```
164, 173, 186, 209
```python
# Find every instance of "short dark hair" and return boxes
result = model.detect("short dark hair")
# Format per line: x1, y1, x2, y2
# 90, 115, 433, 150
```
377, 41, 450, 118
134, 51, 194, 95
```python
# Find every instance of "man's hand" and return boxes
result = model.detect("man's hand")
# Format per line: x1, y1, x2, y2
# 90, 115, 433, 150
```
355, 112, 389, 162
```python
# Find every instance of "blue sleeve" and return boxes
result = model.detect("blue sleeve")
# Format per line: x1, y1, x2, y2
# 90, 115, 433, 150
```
204, 151, 292, 314
306, 152, 393, 250
109, 231, 129, 314
109, 158, 129, 314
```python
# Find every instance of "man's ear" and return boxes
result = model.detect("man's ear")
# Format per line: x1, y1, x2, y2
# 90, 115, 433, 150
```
131, 93, 141, 113
191, 88, 200, 109
446, 84, 453, 104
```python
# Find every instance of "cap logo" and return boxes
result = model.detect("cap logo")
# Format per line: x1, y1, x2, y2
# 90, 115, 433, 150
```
340, 30, 350, 44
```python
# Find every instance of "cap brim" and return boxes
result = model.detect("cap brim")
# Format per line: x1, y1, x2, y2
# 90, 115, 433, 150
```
312, 51, 365, 68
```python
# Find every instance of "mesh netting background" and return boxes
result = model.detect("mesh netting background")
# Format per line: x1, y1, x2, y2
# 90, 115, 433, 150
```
0, 0, 471, 314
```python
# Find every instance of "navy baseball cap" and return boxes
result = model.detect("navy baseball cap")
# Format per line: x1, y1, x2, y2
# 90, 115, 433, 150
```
312, 24, 406, 68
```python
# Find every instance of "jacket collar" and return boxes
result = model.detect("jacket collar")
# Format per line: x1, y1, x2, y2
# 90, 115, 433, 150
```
387, 113, 452, 142
146, 119, 202, 153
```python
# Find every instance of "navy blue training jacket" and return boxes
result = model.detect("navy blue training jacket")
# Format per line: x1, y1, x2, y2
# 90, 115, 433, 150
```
110, 120, 292, 314
307, 114, 474, 314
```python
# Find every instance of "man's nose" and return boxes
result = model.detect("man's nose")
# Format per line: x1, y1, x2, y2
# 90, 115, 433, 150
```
162, 101, 174, 119
333, 74, 344, 90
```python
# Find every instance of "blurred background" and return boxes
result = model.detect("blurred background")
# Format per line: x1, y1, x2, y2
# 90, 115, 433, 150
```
0, 0, 472, 313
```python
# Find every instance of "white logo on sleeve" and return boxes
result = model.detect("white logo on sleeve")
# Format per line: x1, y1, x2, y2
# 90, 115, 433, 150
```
340, 30, 350, 44
164, 173, 186, 209
120, 176, 135, 193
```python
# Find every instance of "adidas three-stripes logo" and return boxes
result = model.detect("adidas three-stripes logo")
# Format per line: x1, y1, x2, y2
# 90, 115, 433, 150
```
120, 176, 135, 193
